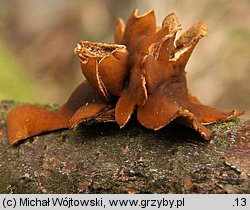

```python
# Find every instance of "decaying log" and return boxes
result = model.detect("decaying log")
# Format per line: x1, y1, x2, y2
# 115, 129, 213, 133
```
0, 100, 249, 193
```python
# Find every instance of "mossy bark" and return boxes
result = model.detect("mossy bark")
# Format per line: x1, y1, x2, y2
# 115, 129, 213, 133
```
0, 100, 249, 193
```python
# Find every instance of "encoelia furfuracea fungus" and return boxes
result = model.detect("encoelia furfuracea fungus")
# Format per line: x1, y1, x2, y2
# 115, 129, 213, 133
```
6, 9, 243, 144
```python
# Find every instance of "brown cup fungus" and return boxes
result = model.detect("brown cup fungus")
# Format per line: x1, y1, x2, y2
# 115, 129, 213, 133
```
6, 9, 243, 144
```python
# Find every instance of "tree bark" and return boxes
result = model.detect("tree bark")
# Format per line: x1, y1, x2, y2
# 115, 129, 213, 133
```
0, 100, 249, 193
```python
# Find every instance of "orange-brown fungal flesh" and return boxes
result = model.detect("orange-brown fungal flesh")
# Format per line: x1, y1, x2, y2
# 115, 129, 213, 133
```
136, 85, 212, 140
6, 105, 70, 145
175, 23, 208, 49
122, 9, 156, 50
138, 65, 242, 139
114, 18, 125, 44
175, 110, 212, 140
98, 49, 129, 96
137, 90, 180, 130
79, 56, 110, 102
135, 15, 241, 138
69, 103, 111, 129
115, 10, 161, 127
115, 60, 148, 128
6, 9, 244, 144
115, 90, 137, 128
188, 104, 243, 125
6, 82, 101, 144
74, 41, 129, 100
60, 82, 102, 116
74, 41, 128, 102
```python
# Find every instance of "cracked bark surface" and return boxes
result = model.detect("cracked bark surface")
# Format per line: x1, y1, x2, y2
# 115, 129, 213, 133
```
0, 100, 249, 193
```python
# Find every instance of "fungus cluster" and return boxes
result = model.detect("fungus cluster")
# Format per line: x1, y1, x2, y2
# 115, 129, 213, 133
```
6, 9, 243, 144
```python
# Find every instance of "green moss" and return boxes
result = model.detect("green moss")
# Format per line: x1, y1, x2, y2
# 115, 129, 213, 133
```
44, 103, 60, 112
0, 100, 21, 119
217, 139, 229, 150
207, 119, 241, 152
6, 184, 18, 194
0, 100, 61, 120
0, 101, 246, 193
210, 119, 240, 133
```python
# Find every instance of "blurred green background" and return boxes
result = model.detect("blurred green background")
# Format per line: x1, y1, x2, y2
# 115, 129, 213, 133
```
0, 0, 249, 117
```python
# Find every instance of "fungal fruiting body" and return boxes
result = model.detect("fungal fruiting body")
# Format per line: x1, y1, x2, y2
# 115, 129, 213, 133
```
6, 9, 243, 144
